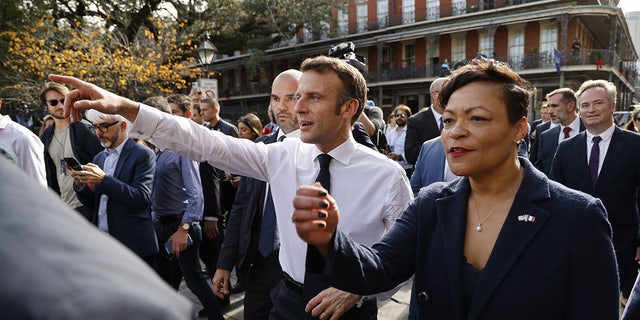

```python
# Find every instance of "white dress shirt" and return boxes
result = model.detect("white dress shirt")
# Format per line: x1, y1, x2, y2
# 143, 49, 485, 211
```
557, 116, 582, 143
585, 124, 615, 177
0, 115, 46, 187
130, 104, 413, 284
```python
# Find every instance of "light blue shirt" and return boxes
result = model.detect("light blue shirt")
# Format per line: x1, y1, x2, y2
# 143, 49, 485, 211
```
97, 141, 126, 232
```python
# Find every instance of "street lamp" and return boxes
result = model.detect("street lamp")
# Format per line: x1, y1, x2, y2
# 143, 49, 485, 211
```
195, 32, 218, 78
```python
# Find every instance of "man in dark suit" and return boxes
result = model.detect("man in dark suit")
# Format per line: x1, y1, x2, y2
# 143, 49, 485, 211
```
213, 69, 301, 319
529, 102, 550, 136
0, 156, 193, 320
528, 102, 551, 164
550, 79, 640, 305
533, 88, 584, 175
72, 110, 158, 265
404, 77, 447, 165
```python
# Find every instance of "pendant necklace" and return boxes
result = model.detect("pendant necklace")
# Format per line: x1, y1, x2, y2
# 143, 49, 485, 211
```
471, 169, 522, 232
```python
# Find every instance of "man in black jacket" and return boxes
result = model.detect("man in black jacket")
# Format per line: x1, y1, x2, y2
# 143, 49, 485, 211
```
39, 82, 102, 220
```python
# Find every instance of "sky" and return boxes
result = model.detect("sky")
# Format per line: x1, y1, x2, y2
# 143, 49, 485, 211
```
618, 0, 640, 13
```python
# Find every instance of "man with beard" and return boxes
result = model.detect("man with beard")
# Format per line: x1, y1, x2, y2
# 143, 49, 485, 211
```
386, 104, 413, 177
213, 69, 302, 319
70, 110, 158, 266
39, 82, 102, 220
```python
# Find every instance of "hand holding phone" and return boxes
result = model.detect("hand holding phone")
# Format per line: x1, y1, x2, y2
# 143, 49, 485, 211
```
164, 235, 193, 254
64, 157, 84, 171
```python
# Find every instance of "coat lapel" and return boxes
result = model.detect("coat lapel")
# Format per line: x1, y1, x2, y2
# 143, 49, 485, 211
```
437, 179, 470, 317
467, 161, 552, 318
113, 139, 133, 179
597, 127, 623, 189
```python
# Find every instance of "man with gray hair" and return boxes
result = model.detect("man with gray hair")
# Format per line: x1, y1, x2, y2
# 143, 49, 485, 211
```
70, 109, 158, 266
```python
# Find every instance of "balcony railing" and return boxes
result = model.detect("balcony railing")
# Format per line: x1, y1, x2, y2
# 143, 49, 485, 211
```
365, 49, 637, 87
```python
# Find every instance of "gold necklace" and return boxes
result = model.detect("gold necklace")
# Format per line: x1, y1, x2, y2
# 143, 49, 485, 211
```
471, 169, 523, 232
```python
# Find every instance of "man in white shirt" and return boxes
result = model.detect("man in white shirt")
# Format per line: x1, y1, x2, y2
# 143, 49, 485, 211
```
50, 55, 413, 320
0, 99, 46, 186
386, 104, 413, 177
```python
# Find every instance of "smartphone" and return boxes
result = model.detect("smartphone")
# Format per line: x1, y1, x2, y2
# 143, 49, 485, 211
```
63, 157, 84, 171
164, 235, 193, 254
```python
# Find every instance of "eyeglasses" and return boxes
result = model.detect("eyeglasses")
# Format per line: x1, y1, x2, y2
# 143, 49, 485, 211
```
635, 118, 640, 121
395, 114, 407, 118
47, 99, 65, 106
91, 121, 120, 133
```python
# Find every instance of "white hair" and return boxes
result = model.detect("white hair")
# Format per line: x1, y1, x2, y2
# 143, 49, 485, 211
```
85, 109, 126, 124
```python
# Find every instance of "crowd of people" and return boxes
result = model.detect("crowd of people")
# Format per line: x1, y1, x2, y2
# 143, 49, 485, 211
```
2, 53, 640, 320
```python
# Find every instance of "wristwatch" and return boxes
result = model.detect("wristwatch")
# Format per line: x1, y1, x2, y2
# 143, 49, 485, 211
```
181, 222, 190, 231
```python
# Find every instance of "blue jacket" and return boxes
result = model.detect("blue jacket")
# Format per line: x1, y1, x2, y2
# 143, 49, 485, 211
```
76, 139, 158, 257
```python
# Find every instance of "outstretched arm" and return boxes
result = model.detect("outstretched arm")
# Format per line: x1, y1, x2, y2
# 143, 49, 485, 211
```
48, 74, 140, 123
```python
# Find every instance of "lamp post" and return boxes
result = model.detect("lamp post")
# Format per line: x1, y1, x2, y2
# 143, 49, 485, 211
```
195, 32, 218, 78
195, 32, 219, 99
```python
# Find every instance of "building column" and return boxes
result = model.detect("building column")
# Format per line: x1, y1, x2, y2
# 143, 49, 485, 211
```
483, 24, 498, 58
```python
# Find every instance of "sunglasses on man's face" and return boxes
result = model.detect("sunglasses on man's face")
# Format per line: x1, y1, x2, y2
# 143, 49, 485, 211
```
47, 99, 65, 107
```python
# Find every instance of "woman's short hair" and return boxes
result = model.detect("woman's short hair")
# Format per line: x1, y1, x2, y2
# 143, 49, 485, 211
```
439, 58, 531, 125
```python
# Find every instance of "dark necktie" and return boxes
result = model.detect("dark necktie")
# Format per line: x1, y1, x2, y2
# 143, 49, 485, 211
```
258, 188, 276, 257
589, 136, 602, 187
316, 154, 333, 193
562, 127, 571, 139
438, 117, 444, 132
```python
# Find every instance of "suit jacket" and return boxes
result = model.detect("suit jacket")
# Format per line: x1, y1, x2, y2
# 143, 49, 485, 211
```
40, 120, 103, 194
550, 127, 640, 245
308, 158, 619, 319
533, 120, 585, 175
410, 136, 446, 196
528, 120, 551, 165
623, 274, 640, 320
76, 138, 158, 257
404, 107, 441, 165
0, 157, 192, 319
217, 131, 279, 276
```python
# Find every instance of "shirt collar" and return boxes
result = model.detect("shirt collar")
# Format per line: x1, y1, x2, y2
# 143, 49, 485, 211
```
586, 123, 615, 143
311, 137, 356, 167
106, 138, 128, 156
278, 128, 300, 140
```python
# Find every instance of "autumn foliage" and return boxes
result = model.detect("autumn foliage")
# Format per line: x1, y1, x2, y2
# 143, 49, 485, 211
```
1, 15, 198, 104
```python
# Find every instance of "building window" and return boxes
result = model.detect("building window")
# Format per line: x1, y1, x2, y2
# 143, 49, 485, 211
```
452, 35, 466, 64
427, 0, 440, 20
478, 30, 492, 58
378, 0, 388, 28
382, 46, 392, 69
453, 0, 466, 16
403, 0, 415, 24
357, 2, 368, 33
540, 23, 558, 67
509, 26, 525, 70
337, 8, 348, 36
403, 43, 416, 68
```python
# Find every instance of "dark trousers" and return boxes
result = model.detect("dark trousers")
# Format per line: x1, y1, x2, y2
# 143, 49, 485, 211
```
199, 225, 230, 307
269, 274, 377, 320
154, 218, 223, 320
244, 250, 282, 320
614, 225, 640, 298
